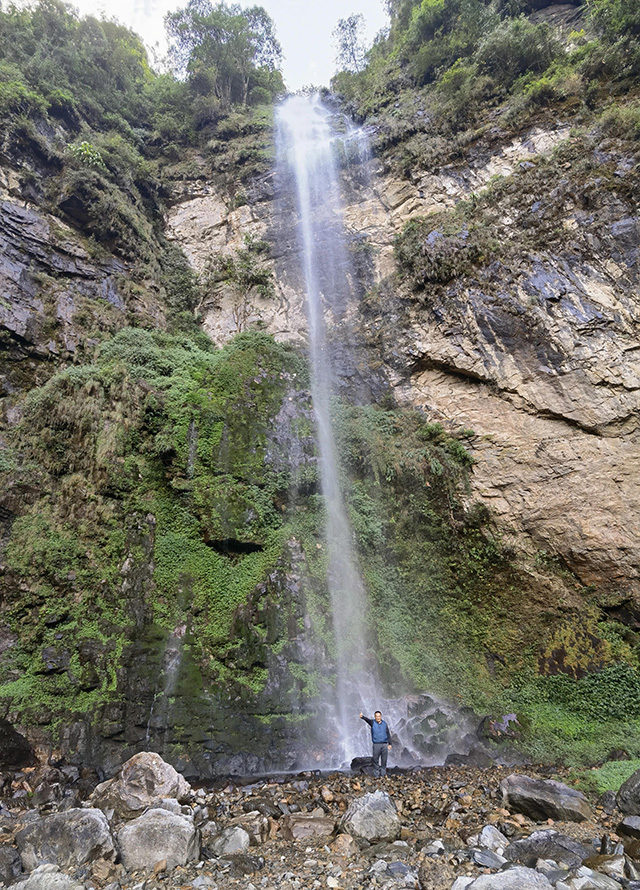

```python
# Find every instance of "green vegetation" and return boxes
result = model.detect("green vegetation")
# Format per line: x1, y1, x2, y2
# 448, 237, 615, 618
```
332, 0, 640, 173
571, 759, 640, 796
200, 235, 276, 330
166, 0, 284, 109
0, 329, 307, 729
393, 123, 640, 290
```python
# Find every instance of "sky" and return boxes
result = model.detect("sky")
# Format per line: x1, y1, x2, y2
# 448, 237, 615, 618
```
66, 0, 390, 91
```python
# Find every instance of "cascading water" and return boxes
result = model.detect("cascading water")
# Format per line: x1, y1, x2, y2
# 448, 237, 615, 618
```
276, 95, 409, 766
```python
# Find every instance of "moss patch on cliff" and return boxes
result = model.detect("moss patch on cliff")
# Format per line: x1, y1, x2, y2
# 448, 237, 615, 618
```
0, 328, 309, 738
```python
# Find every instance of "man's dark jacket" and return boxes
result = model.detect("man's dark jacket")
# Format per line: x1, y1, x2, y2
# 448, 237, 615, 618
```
361, 714, 391, 744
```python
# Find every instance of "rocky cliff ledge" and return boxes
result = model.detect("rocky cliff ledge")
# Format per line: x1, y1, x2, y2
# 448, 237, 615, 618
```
166, 118, 640, 606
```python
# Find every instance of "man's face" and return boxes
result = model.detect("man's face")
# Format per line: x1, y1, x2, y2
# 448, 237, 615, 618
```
374, 711, 382, 723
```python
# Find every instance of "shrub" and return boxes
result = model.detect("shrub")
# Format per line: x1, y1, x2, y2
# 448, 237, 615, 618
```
68, 140, 106, 169
474, 17, 561, 87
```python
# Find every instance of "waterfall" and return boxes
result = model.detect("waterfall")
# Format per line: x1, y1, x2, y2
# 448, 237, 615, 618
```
274, 96, 478, 771
276, 95, 391, 765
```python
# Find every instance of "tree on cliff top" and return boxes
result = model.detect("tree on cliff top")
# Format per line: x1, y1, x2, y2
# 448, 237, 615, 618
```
165, 0, 284, 107
333, 13, 368, 74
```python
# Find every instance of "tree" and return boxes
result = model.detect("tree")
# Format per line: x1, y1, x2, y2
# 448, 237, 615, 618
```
165, 0, 282, 106
333, 13, 367, 74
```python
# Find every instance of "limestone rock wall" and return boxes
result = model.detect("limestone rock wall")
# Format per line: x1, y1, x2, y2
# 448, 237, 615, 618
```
165, 121, 640, 601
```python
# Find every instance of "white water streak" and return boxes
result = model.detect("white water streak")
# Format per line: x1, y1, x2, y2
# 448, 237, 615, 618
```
276, 95, 383, 762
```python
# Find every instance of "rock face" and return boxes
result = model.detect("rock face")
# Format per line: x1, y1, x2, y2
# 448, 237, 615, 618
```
0, 718, 35, 770
15, 807, 115, 872
116, 809, 199, 871
501, 775, 593, 823
341, 790, 401, 842
616, 768, 640, 815
91, 752, 192, 820
165, 120, 640, 603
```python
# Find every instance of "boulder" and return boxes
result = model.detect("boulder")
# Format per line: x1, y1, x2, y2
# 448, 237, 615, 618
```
478, 825, 509, 853
567, 865, 624, 888
617, 768, 640, 816
617, 815, 640, 838
330, 833, 358, 858
117, 809, 199, 871
14, 864, 85, 889
341, 790, 401, 842
0, 844, 22, 883
500, 774, 593, 822
467, 866, 554, 888
16, 807, 115, 873
228, 811, 268, 846
91, 752, 192, 820
504, 829, 591, 868
205, 826, 251, 856
281, 814, 337, 842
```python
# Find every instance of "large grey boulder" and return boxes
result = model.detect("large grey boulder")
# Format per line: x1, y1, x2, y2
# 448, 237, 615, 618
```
92, 751, 192, 820
616, 768, 640, 815
501, 774, 593, 823
117, 809, 199, 871
467, 866, 554, 888
341, 790, 401, 842
205, 825, 251, 856
14, 864, 85, 890
16, 808, 115, 873
504, 829, 591, 868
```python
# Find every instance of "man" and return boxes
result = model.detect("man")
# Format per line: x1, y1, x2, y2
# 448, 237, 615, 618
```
359, 710, 392, 777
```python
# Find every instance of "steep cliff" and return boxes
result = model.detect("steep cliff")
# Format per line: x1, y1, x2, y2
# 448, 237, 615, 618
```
1, 0, 640, 773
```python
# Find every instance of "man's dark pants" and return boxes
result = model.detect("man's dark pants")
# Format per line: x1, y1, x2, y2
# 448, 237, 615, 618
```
372, 742, 388, 777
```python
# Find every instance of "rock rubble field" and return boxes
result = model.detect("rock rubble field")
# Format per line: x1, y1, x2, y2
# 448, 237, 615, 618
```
4, 752, 640, 890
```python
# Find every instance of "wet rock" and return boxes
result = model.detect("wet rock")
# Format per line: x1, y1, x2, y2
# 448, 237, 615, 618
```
14, 863, 85, 890
91, 752, 192, 820
206, 825, 251, 856
16, 807, 115, 872
501, 775, 593, 822
116, 809, 199, 871
281, 813, 336, 842
505, 829, 592, 868
617, 769, 640, 816
341, 790, 401, 842
467, 866, 554, 888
